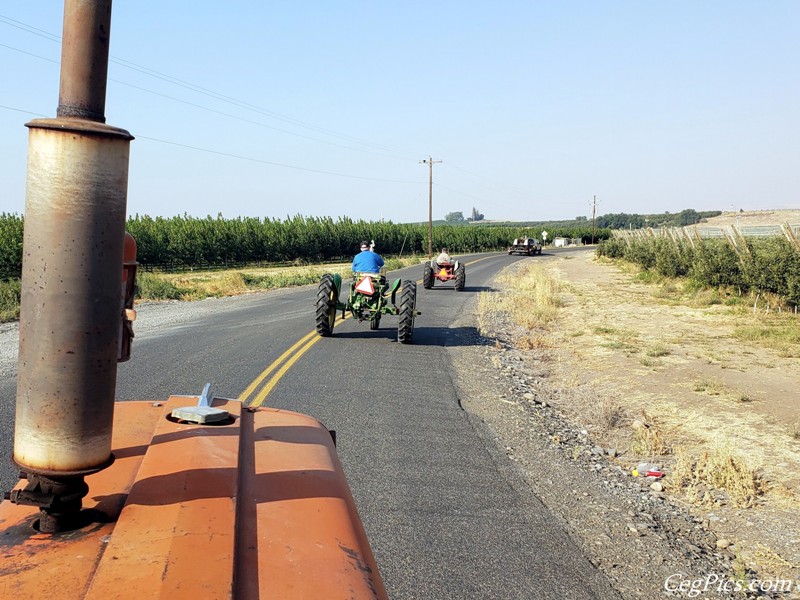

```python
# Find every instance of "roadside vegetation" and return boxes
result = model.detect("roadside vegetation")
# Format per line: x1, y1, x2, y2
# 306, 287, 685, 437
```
597, 232, 800, 308
477, 262, 566, 344
0, 255, 424, 321
476, 251, 800, 580
135, 255, 422, 302
0, 279, 20, 322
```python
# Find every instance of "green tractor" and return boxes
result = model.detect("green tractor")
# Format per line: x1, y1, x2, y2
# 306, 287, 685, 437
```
315, 270, 418, 343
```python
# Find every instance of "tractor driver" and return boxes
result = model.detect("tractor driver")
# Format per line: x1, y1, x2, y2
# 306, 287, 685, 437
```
432, 247, 452, 269
352, 240, 384, 275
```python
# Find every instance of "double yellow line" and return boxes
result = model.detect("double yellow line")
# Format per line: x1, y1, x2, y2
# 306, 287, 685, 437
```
238, 254, 498, 407
238, 315, 346, 407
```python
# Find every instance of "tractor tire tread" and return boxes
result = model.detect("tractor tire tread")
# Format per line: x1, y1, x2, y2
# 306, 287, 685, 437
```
315, 274, 337, 336
454, 264, 466, 291
422, 264, 434, 289
397, 280, 416, 344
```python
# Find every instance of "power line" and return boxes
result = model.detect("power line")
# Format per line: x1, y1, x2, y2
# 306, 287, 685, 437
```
0, 15, 60, 43
0, 13, 545, 217
137, 135, 422, 183
0, 104, 47, 118
0, 101, 422, 184
0, 39, 416, 161
110, 78, 417, 160
0, 13, 418, 160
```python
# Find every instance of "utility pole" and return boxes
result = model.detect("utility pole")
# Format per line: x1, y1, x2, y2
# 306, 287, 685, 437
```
590, 195, 601, 245
420, 156, 442, 258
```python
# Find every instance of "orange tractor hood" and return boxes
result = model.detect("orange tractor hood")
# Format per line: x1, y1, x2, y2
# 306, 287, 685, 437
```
0, 397, 387, 599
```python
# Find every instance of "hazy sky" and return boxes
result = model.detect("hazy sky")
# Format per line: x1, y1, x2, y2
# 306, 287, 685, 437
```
1, 2, 798, 223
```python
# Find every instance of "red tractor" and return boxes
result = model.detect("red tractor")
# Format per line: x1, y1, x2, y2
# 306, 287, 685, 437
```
423, 259, 466, 291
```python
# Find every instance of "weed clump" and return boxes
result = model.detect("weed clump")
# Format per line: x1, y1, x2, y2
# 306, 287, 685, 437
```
0, 278, 21, 322
630, 412, 670, 457
671, 447, 767, 508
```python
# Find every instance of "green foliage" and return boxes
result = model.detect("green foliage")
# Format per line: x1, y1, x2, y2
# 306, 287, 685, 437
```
240, 270, 329, 290
595, 209, 721, 229
135, 272, 187, 300
689, 240, 744, 289
0, 214, 24, 280
445, 211, 466, 222
383, 257, 404, 271
743, 238, 800, 305
597, 234, 800, 307
0, 278, 21, 322
123, 214, 609, 269
653, 238, 692, 278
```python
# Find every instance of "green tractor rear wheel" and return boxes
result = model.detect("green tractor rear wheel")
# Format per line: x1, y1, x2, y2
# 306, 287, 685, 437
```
315, 274, 338, 336
369, 316, 381, 330
397, 280, 416, 344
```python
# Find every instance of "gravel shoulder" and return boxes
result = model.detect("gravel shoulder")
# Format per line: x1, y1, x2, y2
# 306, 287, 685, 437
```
447, 251, 800, 599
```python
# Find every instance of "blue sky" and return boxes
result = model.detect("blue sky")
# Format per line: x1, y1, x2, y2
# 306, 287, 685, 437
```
1, 2, 798, 223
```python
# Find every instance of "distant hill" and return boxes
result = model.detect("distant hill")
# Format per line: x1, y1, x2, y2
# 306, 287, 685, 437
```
701, 209, 800, 226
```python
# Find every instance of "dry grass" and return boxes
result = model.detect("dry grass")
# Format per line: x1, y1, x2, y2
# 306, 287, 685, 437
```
692, 378, 756, 404
513, 334, 551, 351
733, 317, 800, 358
693, 378, 725, 396
477, 263, 565, 333
750, 544, 800, 579
644, 342, 670, 357
670, 445, 767, 508
630, 412, 670, 457
584, 396, 629, 431
137, 256, 426, 302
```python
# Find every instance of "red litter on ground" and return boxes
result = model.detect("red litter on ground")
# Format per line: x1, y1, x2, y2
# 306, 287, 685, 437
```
646, 470, 664, 478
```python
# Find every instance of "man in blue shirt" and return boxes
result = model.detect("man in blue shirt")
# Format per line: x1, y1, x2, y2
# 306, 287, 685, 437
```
352, 240, 384, 274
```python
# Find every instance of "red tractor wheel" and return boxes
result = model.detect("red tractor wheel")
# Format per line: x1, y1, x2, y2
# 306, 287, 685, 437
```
423, 264, 434, 289
454, 264, 466, 291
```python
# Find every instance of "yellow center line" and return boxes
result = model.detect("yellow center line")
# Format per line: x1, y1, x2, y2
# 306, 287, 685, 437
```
247, 334, 321, 407
464, 255, 497, 267
239, 253, 504, 406
238, 329, 317, 404
239, 314, 349, 407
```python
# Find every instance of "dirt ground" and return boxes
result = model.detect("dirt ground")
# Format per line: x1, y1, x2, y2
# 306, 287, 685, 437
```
450, 248, 800, 598
702, 209, 800, 227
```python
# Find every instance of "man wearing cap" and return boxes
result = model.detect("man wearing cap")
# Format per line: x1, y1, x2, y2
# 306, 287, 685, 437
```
352, 240, 384, 274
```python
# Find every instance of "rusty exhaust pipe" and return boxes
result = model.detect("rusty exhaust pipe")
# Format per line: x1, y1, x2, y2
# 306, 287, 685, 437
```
11, 0, 133, 532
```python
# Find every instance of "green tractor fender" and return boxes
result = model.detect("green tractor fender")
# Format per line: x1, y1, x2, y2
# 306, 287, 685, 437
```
389, 278, 402, 305
331, 273, 345, 310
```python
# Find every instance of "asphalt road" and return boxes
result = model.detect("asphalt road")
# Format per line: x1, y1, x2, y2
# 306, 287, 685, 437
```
1, 248, 618, 599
